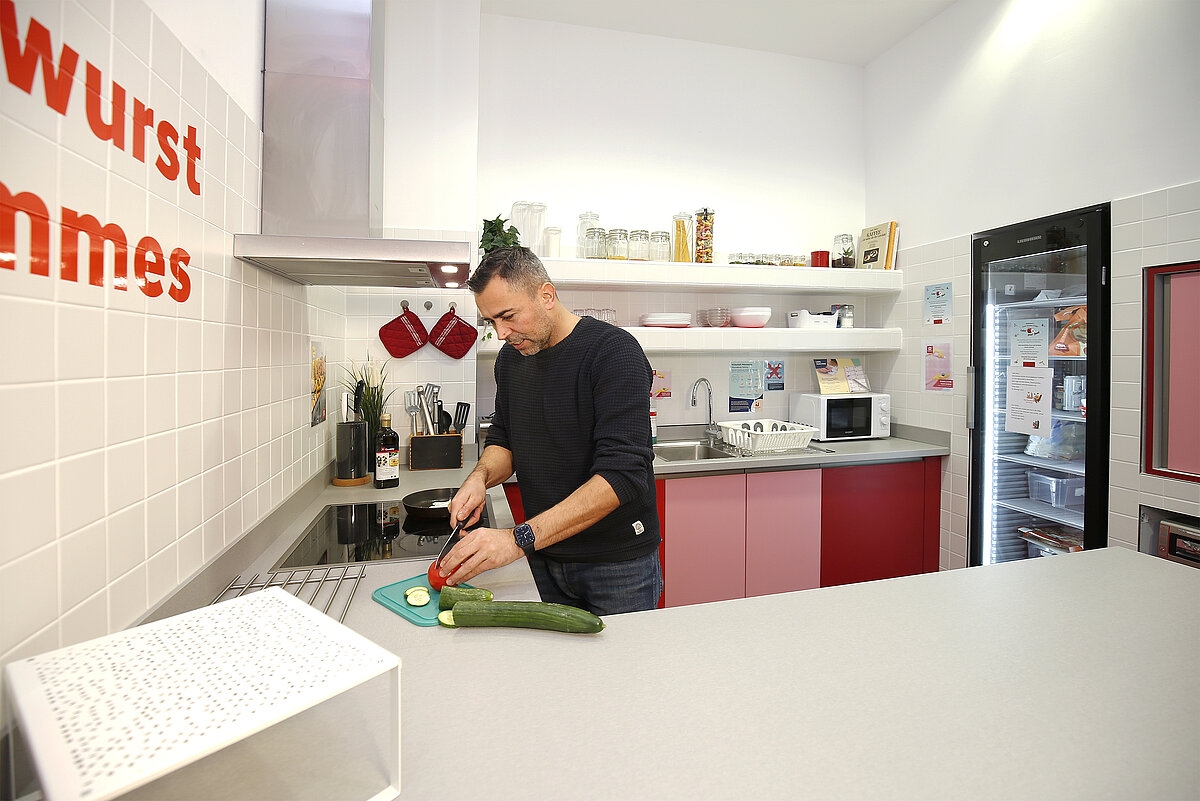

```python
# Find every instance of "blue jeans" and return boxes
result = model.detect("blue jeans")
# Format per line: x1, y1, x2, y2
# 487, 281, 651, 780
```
527, 550, 662, 615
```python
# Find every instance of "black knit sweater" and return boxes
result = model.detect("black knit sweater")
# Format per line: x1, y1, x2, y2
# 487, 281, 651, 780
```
487, 315, 660, 562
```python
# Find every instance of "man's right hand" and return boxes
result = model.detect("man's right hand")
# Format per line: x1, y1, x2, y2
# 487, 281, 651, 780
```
449, 474, 487, 528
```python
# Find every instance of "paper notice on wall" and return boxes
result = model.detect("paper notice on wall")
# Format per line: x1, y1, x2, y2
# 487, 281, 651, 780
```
764, 360, 785, 391
651, 369, 672, 398
1005, 366, 1053, 435
311, 340, 326, 427
729, 361, 764, 413
1009, 317, 1050, 367
923, 341, 953, 391
924, 283, 952, 325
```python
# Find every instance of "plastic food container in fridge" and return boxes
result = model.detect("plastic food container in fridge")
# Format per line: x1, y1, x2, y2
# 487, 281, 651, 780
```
1026, 470, 1086, 509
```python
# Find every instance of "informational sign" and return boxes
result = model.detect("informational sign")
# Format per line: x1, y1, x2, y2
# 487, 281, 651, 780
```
764, 360, 785, 391
812, 358, 870, 394
729, 361, 764, 413
1005, 366, 1053, 435
1009, 318, 1050, 367
651, 369, 672, 398
923, 341, 953, 391
924, 283, 952, 325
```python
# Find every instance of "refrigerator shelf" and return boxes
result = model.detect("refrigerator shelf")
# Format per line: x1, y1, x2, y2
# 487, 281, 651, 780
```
998, 453, 1087, 476
995, 497, 1085, 530
991, 296, 1087, 311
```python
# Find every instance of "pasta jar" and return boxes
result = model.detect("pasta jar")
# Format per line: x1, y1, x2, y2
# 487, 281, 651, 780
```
584, 227, 607, 259
629, 229, 650, 260
672, 213, 693, 262
576, 212, 600, 257
694, 208, 715, 263
607, 228, 629, 260
649, 231, 671, 262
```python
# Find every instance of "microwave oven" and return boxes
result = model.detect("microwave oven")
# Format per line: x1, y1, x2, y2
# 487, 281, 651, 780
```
790, 392, 891, 441
1157, 519, 1200, 568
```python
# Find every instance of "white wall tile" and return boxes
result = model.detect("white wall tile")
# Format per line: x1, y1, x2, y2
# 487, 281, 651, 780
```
106, 438, 145, 513
107, 562, 147, 630
0, 384, 55, 474
0, 465, 56, 564
60, 519, 108, 611
0, 545, 59, 655
0, 297, 54, 384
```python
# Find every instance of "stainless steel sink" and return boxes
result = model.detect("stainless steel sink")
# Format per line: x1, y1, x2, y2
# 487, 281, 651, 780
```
652, 440, 737, 461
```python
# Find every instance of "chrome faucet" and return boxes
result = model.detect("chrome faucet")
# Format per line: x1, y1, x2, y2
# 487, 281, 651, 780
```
690, 378, 720, 443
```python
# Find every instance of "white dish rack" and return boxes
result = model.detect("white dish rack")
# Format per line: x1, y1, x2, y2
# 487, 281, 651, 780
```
716, 419, 818, 455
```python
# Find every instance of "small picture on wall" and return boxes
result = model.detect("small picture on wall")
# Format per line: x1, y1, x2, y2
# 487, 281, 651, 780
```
311, 340, 327, 427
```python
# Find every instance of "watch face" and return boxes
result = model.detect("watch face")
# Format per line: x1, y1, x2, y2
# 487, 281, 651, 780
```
514, 523, 535, 547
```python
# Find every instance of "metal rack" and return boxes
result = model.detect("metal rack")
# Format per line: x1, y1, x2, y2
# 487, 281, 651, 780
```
211, 564, 367, 623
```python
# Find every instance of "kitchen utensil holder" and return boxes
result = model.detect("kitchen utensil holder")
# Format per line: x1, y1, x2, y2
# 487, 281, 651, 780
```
409, 433, 463, 470
715, 420, 818, 455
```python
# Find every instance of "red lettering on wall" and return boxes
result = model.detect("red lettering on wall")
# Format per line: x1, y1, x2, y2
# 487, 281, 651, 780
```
155, 120, 180, 181
85, 62, 126, 150
61, 208, 129, 289
134, 236, 165, 297
132, 98, 154, 162
169, 247, 191, 303
0, 179, 51, 276
183, 125, 201, 196
0, 0, 77, 114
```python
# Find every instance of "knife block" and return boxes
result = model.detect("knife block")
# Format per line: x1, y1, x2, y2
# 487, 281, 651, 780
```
409, 433, 462, 470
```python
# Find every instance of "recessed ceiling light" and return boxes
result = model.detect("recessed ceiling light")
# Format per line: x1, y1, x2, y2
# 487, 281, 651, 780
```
444, 281, 460, 288
440, 265, 458, 274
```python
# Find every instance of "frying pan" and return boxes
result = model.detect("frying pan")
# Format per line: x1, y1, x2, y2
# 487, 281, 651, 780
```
401, 487, 457, 520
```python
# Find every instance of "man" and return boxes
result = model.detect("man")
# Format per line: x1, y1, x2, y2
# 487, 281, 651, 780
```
440, 246, 661, 614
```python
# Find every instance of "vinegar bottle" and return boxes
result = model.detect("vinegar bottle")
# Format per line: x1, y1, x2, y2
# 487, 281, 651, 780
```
374, 413, 400, 489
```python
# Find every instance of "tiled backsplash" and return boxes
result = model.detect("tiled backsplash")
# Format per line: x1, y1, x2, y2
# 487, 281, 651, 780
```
0, 1, 482, 668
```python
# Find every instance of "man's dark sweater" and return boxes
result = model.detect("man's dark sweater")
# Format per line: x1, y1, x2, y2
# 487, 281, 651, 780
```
486, 315, 660, 562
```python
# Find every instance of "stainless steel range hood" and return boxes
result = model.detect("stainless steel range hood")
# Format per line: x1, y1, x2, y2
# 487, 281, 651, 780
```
234, 0, 472, 288
233, 234, 472, 288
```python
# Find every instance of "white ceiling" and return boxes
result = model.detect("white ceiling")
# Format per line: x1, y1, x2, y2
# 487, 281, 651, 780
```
480, 0, 961, 66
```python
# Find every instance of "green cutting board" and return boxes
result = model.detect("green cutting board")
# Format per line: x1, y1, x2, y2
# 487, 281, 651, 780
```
372, 573, 475, 627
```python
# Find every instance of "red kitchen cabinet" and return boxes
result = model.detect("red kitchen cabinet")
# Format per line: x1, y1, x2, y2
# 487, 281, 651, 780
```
662, 473, 747, 606
819, 458, 940, 588
745, 469, 821, 597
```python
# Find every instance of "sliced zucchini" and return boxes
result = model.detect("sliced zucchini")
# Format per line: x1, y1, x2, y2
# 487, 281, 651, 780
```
437, 586, 495, 610
437, 610, 457, 627
450, 601, 604, 634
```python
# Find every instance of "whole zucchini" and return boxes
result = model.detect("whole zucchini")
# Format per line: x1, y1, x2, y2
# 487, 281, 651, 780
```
450, 601, 604, 634
437, 586, 494, 610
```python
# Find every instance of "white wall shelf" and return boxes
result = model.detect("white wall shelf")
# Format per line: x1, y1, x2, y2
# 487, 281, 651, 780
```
542, 257, 903, 295
479, 326, 902, 355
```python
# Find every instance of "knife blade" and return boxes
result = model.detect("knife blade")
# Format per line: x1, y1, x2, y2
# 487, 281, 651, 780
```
436, 518, 466, 568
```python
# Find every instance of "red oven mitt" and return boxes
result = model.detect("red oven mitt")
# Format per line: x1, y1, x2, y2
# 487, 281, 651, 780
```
428, 307, 478, 359
378, 303, 429, 358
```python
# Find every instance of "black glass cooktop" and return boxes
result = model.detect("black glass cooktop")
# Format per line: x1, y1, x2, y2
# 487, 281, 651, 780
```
274, 499, 492, 570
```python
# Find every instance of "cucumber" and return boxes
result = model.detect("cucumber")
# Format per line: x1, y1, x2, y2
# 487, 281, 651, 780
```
449, 601, 605, 634
437, 610, 457, 627
437, 586, 495, 611
405, 589, 430, 607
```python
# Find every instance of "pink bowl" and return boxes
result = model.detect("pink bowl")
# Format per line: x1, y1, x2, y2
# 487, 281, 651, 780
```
731, 307, 771, 327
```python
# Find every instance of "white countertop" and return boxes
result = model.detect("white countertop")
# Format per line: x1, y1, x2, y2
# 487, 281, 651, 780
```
344, 547, 1196, 800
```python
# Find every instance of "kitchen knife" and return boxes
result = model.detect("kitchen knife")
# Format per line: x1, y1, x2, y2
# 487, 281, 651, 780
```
436, 518, 467, 568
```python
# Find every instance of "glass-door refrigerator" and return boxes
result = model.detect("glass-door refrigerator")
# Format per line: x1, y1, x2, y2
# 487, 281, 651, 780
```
969, 205, 1111, 566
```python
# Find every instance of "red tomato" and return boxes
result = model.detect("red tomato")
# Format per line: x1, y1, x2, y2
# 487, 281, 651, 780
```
428, 560, 447, 591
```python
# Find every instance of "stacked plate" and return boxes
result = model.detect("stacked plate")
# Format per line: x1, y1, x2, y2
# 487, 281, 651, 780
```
640, 313, 692, 328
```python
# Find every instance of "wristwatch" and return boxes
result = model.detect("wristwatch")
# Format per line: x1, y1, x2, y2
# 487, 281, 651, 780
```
512, 522, 536, 558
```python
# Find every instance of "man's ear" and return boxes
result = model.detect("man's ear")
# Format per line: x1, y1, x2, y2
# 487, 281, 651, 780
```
539, 281, 557, 309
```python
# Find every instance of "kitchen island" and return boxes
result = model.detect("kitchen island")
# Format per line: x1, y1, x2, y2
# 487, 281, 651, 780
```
338, 546, 1196, 800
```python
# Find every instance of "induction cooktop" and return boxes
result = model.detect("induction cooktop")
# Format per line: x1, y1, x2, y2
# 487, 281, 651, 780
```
273, 498, 492, 570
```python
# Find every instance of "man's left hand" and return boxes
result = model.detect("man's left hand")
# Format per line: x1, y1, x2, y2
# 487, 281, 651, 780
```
440, 527, 523, 586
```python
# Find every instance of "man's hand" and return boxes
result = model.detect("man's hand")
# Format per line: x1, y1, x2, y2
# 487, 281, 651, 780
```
449, 474, 488, 528
439, 527, 523, 586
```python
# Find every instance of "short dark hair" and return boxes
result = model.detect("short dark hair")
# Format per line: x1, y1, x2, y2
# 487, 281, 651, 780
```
467, 246, 551, 296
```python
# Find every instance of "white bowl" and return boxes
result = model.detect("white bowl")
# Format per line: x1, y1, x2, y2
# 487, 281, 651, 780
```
731, 307, 771, 328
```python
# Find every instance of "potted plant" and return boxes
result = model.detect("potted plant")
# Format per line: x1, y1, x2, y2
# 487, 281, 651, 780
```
342, 355, 397, 450
480, 215, 522, 253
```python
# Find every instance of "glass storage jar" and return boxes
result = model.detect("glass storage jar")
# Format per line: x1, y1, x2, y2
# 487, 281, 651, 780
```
584, 227, 607, 259
629, 229, 650, 261
672, 213, 693, 262
577, 212, 600, 257
607, 228, 629, 260
649, 231, 670, 262
694, 208, 714, 263
541, 226, 561, 258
